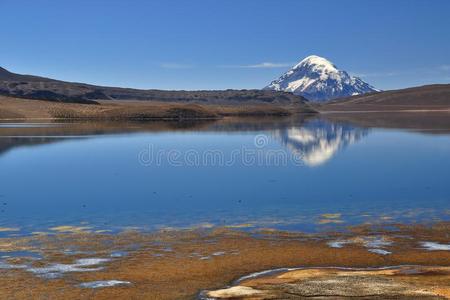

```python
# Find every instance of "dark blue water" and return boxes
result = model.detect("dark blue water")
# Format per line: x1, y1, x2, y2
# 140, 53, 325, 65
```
0, 119, 449, 236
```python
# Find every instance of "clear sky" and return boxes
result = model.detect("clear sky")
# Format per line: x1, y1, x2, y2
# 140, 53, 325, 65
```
1, 0, 449, 91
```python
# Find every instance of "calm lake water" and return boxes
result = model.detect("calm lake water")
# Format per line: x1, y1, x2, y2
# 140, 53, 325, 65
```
0, 117, 449, 236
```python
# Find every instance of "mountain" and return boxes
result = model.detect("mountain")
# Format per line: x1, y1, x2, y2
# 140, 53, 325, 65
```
265, 55, 379, 102
0, 66, 311, 109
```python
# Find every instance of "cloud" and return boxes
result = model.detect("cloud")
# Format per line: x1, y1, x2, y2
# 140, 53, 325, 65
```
160, 63, 193, 69
439, 65, 450, 71
221, 62, 293, 69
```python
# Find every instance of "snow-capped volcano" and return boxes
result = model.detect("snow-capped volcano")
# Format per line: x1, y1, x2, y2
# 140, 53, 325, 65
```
264, 55, 379, 102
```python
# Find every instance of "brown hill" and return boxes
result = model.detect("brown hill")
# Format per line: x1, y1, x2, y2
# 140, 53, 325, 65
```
0, 67, 312, 112
320, 84, 450, 111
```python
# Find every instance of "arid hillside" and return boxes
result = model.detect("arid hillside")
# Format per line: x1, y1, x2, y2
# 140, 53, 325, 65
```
320, 84, 450, 111
0, 66, 309, 107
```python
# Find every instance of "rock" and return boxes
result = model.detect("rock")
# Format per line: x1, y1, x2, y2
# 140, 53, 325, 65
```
207, 286, 267, 298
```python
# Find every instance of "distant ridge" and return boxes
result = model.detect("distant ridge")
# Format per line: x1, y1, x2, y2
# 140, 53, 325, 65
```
321, 84, 450, 111
0, 66, 309, 107
0, 66, 53, 82
265, 55, 379, 102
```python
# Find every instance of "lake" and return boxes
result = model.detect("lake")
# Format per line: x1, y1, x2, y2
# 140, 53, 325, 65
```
0, 117, 449, 236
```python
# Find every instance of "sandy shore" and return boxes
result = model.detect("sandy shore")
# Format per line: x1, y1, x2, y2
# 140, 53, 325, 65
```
0, 222, 449, 299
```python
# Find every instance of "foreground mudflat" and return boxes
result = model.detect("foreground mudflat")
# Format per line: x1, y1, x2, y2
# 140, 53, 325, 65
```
0, 223, 449, 299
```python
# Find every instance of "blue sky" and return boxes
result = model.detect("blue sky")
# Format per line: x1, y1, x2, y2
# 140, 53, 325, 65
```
1, 0, 449, 90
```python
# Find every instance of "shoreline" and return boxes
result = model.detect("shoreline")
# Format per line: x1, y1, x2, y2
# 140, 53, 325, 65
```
0, 222, 449, 299
2, 94, 450, 123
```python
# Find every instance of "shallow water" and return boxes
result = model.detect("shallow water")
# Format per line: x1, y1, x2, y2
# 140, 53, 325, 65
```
0, 117, 449, 236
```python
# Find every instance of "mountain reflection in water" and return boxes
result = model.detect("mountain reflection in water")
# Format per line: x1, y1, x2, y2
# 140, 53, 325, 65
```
273, 119, 369, 166
0, 119, 369, 166
0, 117, 449, 234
